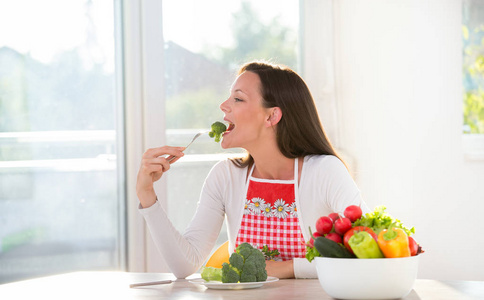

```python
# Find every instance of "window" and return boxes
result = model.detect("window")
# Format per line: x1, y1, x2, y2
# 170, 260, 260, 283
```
463, 0, 484, 159
1, 0, 326, 279
463, 0, 484, 134
0, 0, 125, 283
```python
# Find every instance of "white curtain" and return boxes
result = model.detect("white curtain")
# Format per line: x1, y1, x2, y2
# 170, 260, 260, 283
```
301, 0, 355, 170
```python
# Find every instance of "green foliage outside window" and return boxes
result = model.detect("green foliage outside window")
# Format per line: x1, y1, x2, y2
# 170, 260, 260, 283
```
165, 1, 297, 130
166, 88, 225, 129
463, 2, 484, 134
204, 1, 297, 70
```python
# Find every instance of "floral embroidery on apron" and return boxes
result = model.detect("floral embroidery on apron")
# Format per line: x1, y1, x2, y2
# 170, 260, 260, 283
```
235, 159, 306, 261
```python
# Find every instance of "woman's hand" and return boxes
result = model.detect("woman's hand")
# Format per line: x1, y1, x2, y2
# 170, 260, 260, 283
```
136, 146, 185, 208
265, 260, 295, 279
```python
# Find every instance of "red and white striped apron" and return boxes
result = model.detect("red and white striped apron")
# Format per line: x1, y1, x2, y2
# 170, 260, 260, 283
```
235, 159, 306, 261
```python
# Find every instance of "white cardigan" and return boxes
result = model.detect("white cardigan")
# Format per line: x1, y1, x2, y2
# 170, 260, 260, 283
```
139, 155, 368, 279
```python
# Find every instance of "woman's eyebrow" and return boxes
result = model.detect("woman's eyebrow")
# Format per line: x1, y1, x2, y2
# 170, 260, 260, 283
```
234, 89, 248, 96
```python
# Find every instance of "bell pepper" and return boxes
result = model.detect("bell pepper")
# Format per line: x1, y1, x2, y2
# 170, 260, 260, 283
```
343, 226, 378, 254
348, 231, 384, 259
377, 224, 411, 258
408, 236, 419, 256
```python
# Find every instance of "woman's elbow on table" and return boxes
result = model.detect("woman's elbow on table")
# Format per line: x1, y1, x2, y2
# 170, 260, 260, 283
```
170, 262, 203, 279
172, 269, 195, 280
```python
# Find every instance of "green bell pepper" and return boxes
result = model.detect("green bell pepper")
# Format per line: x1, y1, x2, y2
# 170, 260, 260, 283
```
348, 231, 384, 259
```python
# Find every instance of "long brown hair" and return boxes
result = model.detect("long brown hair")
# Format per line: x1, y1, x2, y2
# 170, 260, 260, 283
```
231, 61, 344, 168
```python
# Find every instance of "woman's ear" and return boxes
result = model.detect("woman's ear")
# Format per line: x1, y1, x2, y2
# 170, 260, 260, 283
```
266, 107, 282, 127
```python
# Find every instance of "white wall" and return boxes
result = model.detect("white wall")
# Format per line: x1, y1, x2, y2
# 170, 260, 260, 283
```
334, 0, 484, 281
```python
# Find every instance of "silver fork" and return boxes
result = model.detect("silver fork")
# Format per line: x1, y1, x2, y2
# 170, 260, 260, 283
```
184, 131, 205, 149
168, 131, 207, 162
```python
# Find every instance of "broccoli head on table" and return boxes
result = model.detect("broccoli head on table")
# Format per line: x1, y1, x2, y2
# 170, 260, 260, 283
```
221, 262, 241, 283
200, 242, 268, 283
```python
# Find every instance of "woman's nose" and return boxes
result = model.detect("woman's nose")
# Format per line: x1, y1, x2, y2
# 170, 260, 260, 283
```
220, 98, 229, 112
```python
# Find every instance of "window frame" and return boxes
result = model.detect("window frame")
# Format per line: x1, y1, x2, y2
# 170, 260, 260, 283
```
463, 134, 484, 160
122, 0, 167, 272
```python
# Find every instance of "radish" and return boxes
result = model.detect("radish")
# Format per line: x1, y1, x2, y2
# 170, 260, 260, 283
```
328, 212, 340, 222
344, 205, 362, 222
309, 231, 323, 247
325, 232, 343, 244
334, 217, 352, 235
316, 216, 333, 235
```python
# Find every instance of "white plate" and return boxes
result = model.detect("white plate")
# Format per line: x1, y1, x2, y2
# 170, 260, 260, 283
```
189, 276, 279, 290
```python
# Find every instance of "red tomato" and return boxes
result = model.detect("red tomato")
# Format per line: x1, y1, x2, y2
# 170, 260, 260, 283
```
316, 216, 333, 235
408, 236, 419, 256
343, 226, 377, 253
344, 205, 363, 222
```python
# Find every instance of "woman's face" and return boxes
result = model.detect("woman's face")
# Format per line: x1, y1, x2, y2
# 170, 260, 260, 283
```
219, 71, 271, 150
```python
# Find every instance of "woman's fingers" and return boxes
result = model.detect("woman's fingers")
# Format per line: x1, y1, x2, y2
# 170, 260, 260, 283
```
139, 146, 186, 179
158, 156, 172, 173
136, 146, 186, 208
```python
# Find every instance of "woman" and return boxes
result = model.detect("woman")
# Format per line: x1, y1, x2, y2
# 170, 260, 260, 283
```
136, 61, 368, 279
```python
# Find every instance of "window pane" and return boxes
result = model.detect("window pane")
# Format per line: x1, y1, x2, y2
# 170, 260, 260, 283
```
0, 0, 125, 283
463, 0, 484, 134
162, 0, 299, 245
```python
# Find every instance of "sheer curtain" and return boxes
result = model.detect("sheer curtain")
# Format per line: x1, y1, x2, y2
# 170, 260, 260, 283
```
300, 0, 353, 170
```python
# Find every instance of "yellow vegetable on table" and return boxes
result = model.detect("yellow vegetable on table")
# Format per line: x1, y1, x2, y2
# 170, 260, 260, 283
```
205, 241, 230, 268
377, 224, 411, 258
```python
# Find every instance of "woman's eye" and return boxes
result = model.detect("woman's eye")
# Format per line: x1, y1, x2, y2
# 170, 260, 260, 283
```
234, 98, 243, 102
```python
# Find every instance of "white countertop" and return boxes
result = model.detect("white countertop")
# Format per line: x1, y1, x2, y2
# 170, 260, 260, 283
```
0, 271, 483, 300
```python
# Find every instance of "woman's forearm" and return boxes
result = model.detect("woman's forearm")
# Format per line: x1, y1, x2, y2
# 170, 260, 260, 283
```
137, 188, 157, 208
265, 260, 295, 279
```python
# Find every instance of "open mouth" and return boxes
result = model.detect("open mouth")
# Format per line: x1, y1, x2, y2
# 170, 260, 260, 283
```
224, 122, 235, 134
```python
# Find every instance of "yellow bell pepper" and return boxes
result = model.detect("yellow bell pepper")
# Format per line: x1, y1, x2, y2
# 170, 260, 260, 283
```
377, 224, 411, 258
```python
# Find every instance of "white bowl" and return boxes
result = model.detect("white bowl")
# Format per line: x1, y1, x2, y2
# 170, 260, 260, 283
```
315, 256, 419, 300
